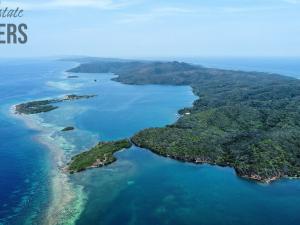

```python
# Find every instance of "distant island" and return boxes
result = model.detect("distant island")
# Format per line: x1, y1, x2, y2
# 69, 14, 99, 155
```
67, 75, 79, 78
68, 59, 300, 183
61, 126, 75, 132
15, 94, 96, 114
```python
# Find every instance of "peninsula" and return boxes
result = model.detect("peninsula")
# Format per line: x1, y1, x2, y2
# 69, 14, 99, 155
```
68, 59, 300, 182
67, 139, 132, 173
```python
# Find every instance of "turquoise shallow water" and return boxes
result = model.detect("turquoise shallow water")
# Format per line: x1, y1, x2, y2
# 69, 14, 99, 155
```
75, 148, 300, 225
1, 58, 300, 225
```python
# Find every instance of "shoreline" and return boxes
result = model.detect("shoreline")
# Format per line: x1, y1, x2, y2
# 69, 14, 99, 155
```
130, 138, 291, 184
9, 105, 86, 225
68, 60, 300, 184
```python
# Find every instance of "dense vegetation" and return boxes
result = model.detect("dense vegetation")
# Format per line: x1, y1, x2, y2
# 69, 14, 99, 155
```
15, 99, 59, 114
15, 94, 96, 114
70, 60, 300, 182
68, 139, 132, 173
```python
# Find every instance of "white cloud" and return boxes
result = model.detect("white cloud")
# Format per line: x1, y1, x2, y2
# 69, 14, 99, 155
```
117, 5, 288, 24
1, 0, 137, 10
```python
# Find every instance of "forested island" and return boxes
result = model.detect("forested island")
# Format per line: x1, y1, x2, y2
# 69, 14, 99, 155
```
15, 94, 96, 114
68, 60, 300, 182
61, 126, 75, 132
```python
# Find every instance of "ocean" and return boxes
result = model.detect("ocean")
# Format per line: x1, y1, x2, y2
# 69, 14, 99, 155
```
0, 57, 300, 225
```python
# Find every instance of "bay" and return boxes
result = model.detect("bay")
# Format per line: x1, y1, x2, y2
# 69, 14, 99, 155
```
1, 58, 300, 225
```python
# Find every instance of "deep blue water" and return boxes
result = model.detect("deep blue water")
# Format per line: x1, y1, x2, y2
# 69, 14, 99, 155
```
0, 58, 300, 225
185, 57, 300, 78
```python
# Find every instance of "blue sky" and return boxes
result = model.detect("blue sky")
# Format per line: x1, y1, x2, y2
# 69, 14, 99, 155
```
1, 0, 300, 58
